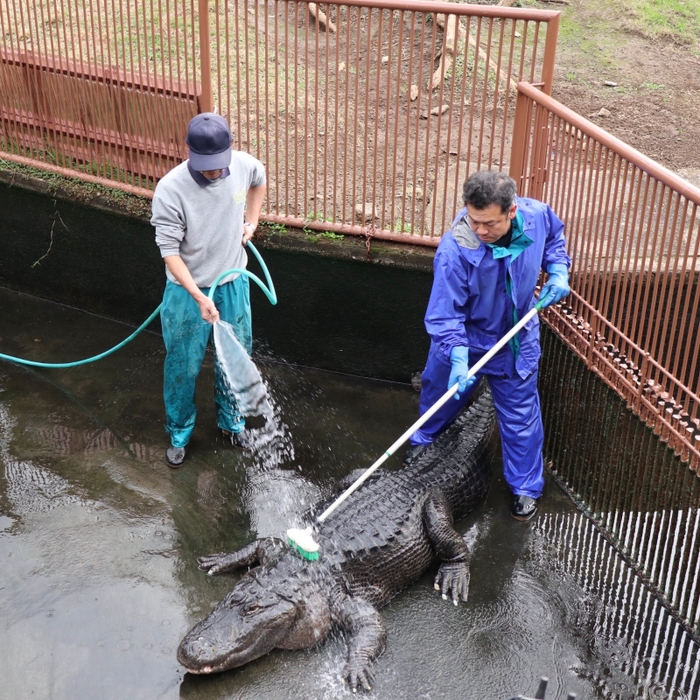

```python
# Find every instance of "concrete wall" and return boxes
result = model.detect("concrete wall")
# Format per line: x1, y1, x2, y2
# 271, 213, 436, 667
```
0, 174, 435, 382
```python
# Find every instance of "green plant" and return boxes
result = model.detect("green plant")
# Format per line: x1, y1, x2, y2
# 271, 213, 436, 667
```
641, 81, 666, 91
622, 0, 700, 47
392, 219, 413, 234
319, 230, 344, 240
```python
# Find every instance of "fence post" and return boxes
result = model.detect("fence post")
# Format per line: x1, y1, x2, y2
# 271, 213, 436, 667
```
198, 0, 214, 113
509, 86, 533, 197
541, 12, 559, 95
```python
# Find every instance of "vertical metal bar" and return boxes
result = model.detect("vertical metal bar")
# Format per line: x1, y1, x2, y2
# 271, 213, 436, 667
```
418, 12, 438, 235
272, 0, 280, 216
370, 8, 385, 228
311, 0, 320, 219
486, 16, 505, 170
401, 12, 422, 237
678, 204, 700, 389
330, 4, 342, 223
576, 138, 600, 304
359, 7, 373, 223
213, 0, 221, 113
302, 0, 310, 217
378, 8, 393, 232
508, 87, 531, 194
540, 12, 558, 94
198, 0, 213, 112
321, 3, 331, 222
388, 9, 404, 234
429, 10, 449, 237
397, 10, 416, 235
283, 0, 290, 217
341, 4, 355, 226
473, 16, 486, 169
497, 19, 516, 169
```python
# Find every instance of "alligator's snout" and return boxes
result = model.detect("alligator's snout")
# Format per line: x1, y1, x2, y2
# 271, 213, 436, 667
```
178, 582, 297, 674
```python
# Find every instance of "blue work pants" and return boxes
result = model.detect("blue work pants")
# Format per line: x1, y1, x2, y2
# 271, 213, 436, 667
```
161, 277, 252, 448
411, 345, 545, 499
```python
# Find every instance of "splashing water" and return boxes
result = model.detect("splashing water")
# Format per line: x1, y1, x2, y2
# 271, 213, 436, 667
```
212, 320, 294, 469
213, 320, 271, 418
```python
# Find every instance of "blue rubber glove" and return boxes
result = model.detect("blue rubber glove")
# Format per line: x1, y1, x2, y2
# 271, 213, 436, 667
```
449, 346, 476, 400
540, 263, 570, 308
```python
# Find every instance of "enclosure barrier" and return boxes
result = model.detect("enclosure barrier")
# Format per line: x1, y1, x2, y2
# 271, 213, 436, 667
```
211, 0, 558, 243
536, 510, 700, 694
512, 81, 700, 640
0, 0, 203, 195
0, 0, 559, 242
510, 81, 700, 471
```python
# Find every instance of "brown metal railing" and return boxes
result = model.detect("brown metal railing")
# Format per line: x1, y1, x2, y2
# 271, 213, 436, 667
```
510, 81, 700, 471
1, 0, 560, 241
513, 80, 700, 639
0, 0, 202, 195
210, 0, 559, 244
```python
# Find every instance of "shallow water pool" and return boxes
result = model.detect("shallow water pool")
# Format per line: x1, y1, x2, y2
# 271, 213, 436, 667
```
0, 287, 698, 699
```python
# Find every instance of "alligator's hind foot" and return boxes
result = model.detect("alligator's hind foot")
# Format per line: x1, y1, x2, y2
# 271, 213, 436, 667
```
342, 658, 376, 693
434, 558, 470, 605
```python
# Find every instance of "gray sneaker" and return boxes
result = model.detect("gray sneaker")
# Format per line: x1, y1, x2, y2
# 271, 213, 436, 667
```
166, 445, 186, 468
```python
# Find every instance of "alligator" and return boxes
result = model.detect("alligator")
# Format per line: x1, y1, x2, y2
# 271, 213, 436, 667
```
177, 384, 496, 692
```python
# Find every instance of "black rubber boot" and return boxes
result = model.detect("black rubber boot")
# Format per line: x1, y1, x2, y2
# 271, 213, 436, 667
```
511, 495, 538, 521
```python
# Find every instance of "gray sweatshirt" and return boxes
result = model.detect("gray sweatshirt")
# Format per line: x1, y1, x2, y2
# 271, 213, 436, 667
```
152, 152, 266, 288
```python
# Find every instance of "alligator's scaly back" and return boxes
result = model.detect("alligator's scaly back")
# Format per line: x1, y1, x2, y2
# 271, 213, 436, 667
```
404, 384, 496, 517
317, 386, 495, 534
310, 386, 496, 606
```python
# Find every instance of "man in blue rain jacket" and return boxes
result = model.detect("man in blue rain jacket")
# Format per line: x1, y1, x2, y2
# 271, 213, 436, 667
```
152, 113, 266, 468
409, 170, 570, 520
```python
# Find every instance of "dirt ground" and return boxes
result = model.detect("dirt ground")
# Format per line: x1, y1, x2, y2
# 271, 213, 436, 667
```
541, 0, 700, 188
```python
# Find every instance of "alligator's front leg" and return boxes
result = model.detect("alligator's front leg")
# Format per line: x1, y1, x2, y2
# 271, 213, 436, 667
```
423, 491, 472, 605
197, 537, 286, 575
333, 596, 387, 693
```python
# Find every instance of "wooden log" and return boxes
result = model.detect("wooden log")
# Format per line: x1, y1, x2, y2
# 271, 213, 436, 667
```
308, 3, 336, 34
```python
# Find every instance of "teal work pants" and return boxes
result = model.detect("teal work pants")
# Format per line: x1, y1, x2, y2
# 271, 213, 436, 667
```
161, 277, 252, 448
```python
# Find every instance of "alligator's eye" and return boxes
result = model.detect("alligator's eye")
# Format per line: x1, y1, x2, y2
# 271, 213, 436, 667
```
244, 603, 262, 616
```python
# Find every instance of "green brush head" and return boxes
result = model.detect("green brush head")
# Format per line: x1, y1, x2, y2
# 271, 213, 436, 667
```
286, 527, 321, 561
287, 537, 320, 560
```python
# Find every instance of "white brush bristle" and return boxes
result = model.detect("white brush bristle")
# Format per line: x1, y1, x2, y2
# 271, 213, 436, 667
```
286, 527, 319, 553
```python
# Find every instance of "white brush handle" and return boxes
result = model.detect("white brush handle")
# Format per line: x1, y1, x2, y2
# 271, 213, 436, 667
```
317, 305, 541, 524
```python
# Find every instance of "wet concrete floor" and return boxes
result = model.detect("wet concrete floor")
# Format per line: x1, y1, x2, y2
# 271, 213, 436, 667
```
1, 286, 698, 700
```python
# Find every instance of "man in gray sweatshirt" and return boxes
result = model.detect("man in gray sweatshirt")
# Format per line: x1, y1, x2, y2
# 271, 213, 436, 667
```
151, 113, 266, 467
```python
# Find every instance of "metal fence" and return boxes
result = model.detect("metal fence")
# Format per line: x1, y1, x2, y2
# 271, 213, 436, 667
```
0, 0, 560, 240
540, 326, 700, 642
0, 0, 203, 196
511, 81, 700, 472
209, 0, 559, 243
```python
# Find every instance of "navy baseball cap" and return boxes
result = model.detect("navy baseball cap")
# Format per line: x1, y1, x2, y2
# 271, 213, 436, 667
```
185, 113, 232, 171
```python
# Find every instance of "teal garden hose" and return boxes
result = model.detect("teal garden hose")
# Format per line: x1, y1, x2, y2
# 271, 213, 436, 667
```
0, 242, 276, 369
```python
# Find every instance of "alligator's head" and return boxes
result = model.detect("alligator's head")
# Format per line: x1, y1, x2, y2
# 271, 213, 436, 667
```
177, 572, 298, 674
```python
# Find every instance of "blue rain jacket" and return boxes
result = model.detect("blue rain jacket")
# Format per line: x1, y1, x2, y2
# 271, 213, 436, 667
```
411, 197, 569, 498
425, 196, 570, 378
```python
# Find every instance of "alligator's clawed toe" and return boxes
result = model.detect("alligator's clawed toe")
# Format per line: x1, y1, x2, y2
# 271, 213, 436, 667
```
343, 662, 375, 693
434, 560, 470, 605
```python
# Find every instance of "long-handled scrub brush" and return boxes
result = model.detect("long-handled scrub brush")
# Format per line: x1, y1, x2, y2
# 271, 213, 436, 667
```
287, 301, 546, 560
